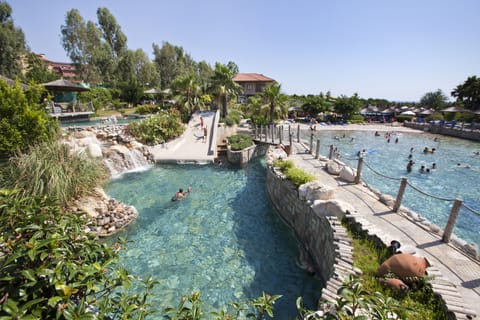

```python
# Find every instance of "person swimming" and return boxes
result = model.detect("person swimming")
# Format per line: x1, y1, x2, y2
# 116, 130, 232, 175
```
172, 187, 192, 201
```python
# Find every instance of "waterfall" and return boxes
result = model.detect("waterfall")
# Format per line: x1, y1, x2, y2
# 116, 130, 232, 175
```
102, 144, 153, 178
65, 126, 154, 179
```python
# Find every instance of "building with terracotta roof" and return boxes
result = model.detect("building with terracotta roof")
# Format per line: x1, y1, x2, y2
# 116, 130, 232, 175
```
233, 73, 276, 102
37, 54, 76, 79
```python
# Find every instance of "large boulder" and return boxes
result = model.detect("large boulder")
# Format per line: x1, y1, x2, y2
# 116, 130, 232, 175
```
87, 142, 103, 158
326, 160, 342, 175
298, 181, 335, 201
339, 166, 356, 182
311, 199, 355, 217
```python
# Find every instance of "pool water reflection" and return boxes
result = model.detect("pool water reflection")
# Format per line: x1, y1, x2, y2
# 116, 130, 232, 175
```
106, 159, 322, 318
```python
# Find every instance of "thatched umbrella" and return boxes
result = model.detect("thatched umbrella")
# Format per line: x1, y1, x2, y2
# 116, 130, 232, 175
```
42, 78, 89, 92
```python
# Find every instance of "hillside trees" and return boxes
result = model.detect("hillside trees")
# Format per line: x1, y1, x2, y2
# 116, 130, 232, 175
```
61, 7, 130, 86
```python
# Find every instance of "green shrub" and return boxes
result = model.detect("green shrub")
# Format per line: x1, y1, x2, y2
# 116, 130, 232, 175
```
349, 114, 365, 123
0, 189, 156, 319
273, 159, 294, 171
0, 80, 59, 159
3, 140, 109, 207
127, 109, 185, 145
227, 134, 253, 151
135, 104, 160, 115
78, 87, 113, 111
284, 167, 315, 187
224, 116, 235, 127
273, 159, 315, 187
228, 110, 242, 124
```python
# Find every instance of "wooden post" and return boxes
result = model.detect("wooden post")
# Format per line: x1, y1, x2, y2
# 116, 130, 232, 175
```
297, 124, 300, 142
264, 125, 267, 142
271, 125, 275, 143
442, 198, 463, 243
288, 125, 291, 137
279, 126, 283, 145
354, 156, 364, 184
329, 145, 334, 159
254, 126, 258, 139
393, 177, 407, 212
315, 139, 320, 159
309, 133, 314, 154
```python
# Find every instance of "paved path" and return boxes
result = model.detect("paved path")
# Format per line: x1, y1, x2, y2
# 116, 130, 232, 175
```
150, 111, 217, 163
288, 141, 480, 319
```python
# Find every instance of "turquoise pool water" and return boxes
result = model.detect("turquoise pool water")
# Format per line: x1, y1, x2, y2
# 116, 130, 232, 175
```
301, 128, 480, 247
106, 159, 322, 318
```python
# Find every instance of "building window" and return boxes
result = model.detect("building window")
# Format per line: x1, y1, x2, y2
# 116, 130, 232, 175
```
246, 84, 254, 90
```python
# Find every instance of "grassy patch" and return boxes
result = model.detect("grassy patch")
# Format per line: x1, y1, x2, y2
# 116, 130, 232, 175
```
342, 218, 448, 320
273, 159, 315, 187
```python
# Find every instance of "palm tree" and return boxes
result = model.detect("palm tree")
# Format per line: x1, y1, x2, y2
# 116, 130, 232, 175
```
171, 74, 201, 116
209, 63, 242, 118
261, 83, 288, 124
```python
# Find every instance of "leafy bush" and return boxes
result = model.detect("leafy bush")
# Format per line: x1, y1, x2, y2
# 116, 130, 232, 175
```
228, 110, 242, 124
127, 109, 185, 145
273, 159, 294, 171
0, 80, 59, 159
348, 114, 365, 124
164, 291, 282, 320
0, 189, 157, 319
273, 159, 315, 187
227, 134, 253, 151
78, 87, 113, 111
224, 116, 235, 126
284, 167, 316, 187
135, 104, 160, 114
3, 140, 109, 207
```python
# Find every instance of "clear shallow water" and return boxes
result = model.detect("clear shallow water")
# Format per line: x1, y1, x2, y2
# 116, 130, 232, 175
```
106, 159, 322, 318
301, 128, 480, 246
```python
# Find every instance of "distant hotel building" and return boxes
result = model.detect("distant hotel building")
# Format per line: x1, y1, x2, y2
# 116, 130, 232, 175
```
233, 73, 275, 103
37, 54, 76, 79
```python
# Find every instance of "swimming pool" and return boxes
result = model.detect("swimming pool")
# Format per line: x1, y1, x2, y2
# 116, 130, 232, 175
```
301, 128, 480, 247
106, 159, 322, 318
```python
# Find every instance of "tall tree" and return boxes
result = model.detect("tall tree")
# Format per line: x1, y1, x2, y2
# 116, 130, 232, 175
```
152, 42, 196, 89
61, 9, 89, 78
334, 93, 362, 120
419, 89, 448, 110
301, 94, 333, 117
261, 82, 288, 123
451, 76, 480, 111
96, 7, 127, 61
209, 62, 242, 118
0, 2, 26, 78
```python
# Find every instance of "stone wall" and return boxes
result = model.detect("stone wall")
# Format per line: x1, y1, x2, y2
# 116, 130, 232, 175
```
266, 166, 337, 283
404, 122, 480, 142
226, 143, 270, 165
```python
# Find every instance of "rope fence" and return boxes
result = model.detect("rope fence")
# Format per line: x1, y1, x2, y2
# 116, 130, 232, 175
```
321, 139, 479, 244
362, 159, 403, 182
261, 126, 480, 242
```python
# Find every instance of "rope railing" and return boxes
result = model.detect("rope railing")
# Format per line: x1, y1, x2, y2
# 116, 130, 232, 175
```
462, 202, 480, 217
405, 180, 456, 202
295, 128, 477, 245
362, 159, 403, 181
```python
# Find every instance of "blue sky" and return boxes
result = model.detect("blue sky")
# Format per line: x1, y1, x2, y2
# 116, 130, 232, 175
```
7, 0, 480, 101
